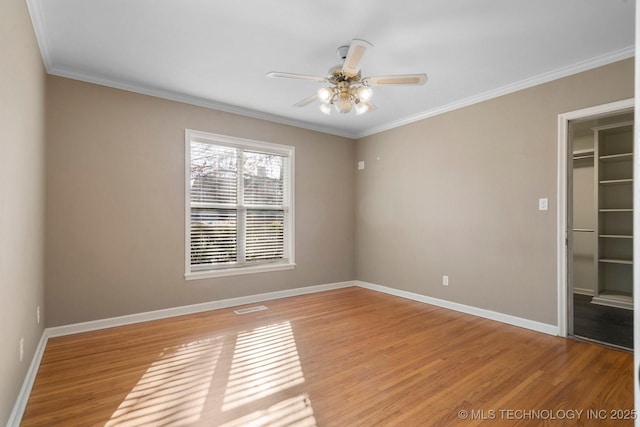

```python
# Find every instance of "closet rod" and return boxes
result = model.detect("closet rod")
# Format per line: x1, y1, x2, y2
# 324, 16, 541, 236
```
573, 228, 595, 232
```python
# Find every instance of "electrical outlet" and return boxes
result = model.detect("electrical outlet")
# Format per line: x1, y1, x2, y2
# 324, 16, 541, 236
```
37, 305, 40, 325
20, 338, 24, 362
443, 275, 449, 286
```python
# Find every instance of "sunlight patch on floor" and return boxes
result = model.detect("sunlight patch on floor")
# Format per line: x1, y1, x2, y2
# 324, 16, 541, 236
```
106, 337, 223, 426
222, 322, 305, 411
221, 393, 317, 427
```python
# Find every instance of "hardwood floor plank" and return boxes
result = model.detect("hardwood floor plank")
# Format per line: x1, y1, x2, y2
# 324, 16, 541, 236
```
21, 287, 633, 426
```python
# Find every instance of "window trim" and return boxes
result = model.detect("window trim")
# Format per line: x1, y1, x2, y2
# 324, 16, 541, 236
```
184, 129, 295, 280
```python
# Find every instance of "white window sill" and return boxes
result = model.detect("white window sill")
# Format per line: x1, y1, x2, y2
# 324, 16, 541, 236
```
185, 262, 296, 280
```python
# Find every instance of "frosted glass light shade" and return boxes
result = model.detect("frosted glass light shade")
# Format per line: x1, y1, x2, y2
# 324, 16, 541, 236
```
335, 97, 352, 114
358, 86, 373, 101
318, 87, 333, 103
355, 102, 370, 115
319, 103, 332, 115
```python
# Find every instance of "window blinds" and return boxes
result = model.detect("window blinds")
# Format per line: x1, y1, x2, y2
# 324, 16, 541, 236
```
189, 141, 289, 270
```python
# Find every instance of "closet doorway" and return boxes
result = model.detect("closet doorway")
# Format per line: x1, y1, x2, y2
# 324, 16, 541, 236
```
566, 107, 634, 350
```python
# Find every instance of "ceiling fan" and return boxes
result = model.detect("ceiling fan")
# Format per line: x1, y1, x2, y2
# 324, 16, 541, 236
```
267, 39, 428, 115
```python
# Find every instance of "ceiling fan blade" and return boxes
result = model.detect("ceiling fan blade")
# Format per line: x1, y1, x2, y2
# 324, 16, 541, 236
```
363, 74, 428, 86
267, 72, 328, 83
342, 39, 372, 77
293, 93, 319, 107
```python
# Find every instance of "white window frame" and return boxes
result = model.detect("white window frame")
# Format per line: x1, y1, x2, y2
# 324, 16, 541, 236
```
184, 129, 295, 280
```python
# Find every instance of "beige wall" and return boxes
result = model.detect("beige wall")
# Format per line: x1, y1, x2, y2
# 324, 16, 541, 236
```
0, 0, 46, 423
355, 59, 633, 325
45, 59, 633, 329
45, 76, 356, 326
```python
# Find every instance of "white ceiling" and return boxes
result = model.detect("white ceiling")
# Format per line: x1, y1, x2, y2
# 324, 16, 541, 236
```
27, 0, 635, 138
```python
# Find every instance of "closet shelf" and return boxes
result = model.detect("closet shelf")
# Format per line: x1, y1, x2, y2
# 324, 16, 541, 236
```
599, 178, 633, 185
573, 228, 594, 232
591, 292, 633, 310
574, 148, 595, 156
574, 148, 595, 161
598, 258, 633, 265
597, 290, 633, 298
599, 152, 633, 162
576, 121, 634, 312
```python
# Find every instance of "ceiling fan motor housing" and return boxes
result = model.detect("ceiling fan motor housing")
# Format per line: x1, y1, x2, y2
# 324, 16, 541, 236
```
327, 65, 361, 84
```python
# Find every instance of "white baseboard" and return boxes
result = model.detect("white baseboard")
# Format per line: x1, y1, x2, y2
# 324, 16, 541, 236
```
10, 278, 560, 425
355, 280, 558, 336
43, 279, 559, 339
6, 331, 49, 427
573, 287, 595, 296
8, 280, 355, 426
46, 281, 356, 338
591, 295, 634, 310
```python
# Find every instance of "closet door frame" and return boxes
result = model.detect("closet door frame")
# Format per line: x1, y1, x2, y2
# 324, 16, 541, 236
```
556, 98, 634, 338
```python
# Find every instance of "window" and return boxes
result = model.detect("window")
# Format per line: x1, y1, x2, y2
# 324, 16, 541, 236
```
185, 130, 295, 279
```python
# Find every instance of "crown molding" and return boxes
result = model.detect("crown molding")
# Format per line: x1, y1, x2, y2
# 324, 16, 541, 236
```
47, 45, 635, 141
25, 0, 52, 70
47, 67, 359, 139
27, 0, 633, 141
355, 45, 635, 138
24, 0, 354, 139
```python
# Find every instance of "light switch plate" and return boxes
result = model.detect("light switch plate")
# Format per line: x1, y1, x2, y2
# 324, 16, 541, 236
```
538, 198, 548, 211
358, 161, 365, 170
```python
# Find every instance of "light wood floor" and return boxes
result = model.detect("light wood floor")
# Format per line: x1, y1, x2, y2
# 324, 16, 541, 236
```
22, 287, 633, 426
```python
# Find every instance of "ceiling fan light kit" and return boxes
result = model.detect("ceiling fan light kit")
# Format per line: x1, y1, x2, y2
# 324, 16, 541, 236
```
267, 39, 428, 116
316, 79, 373, 115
